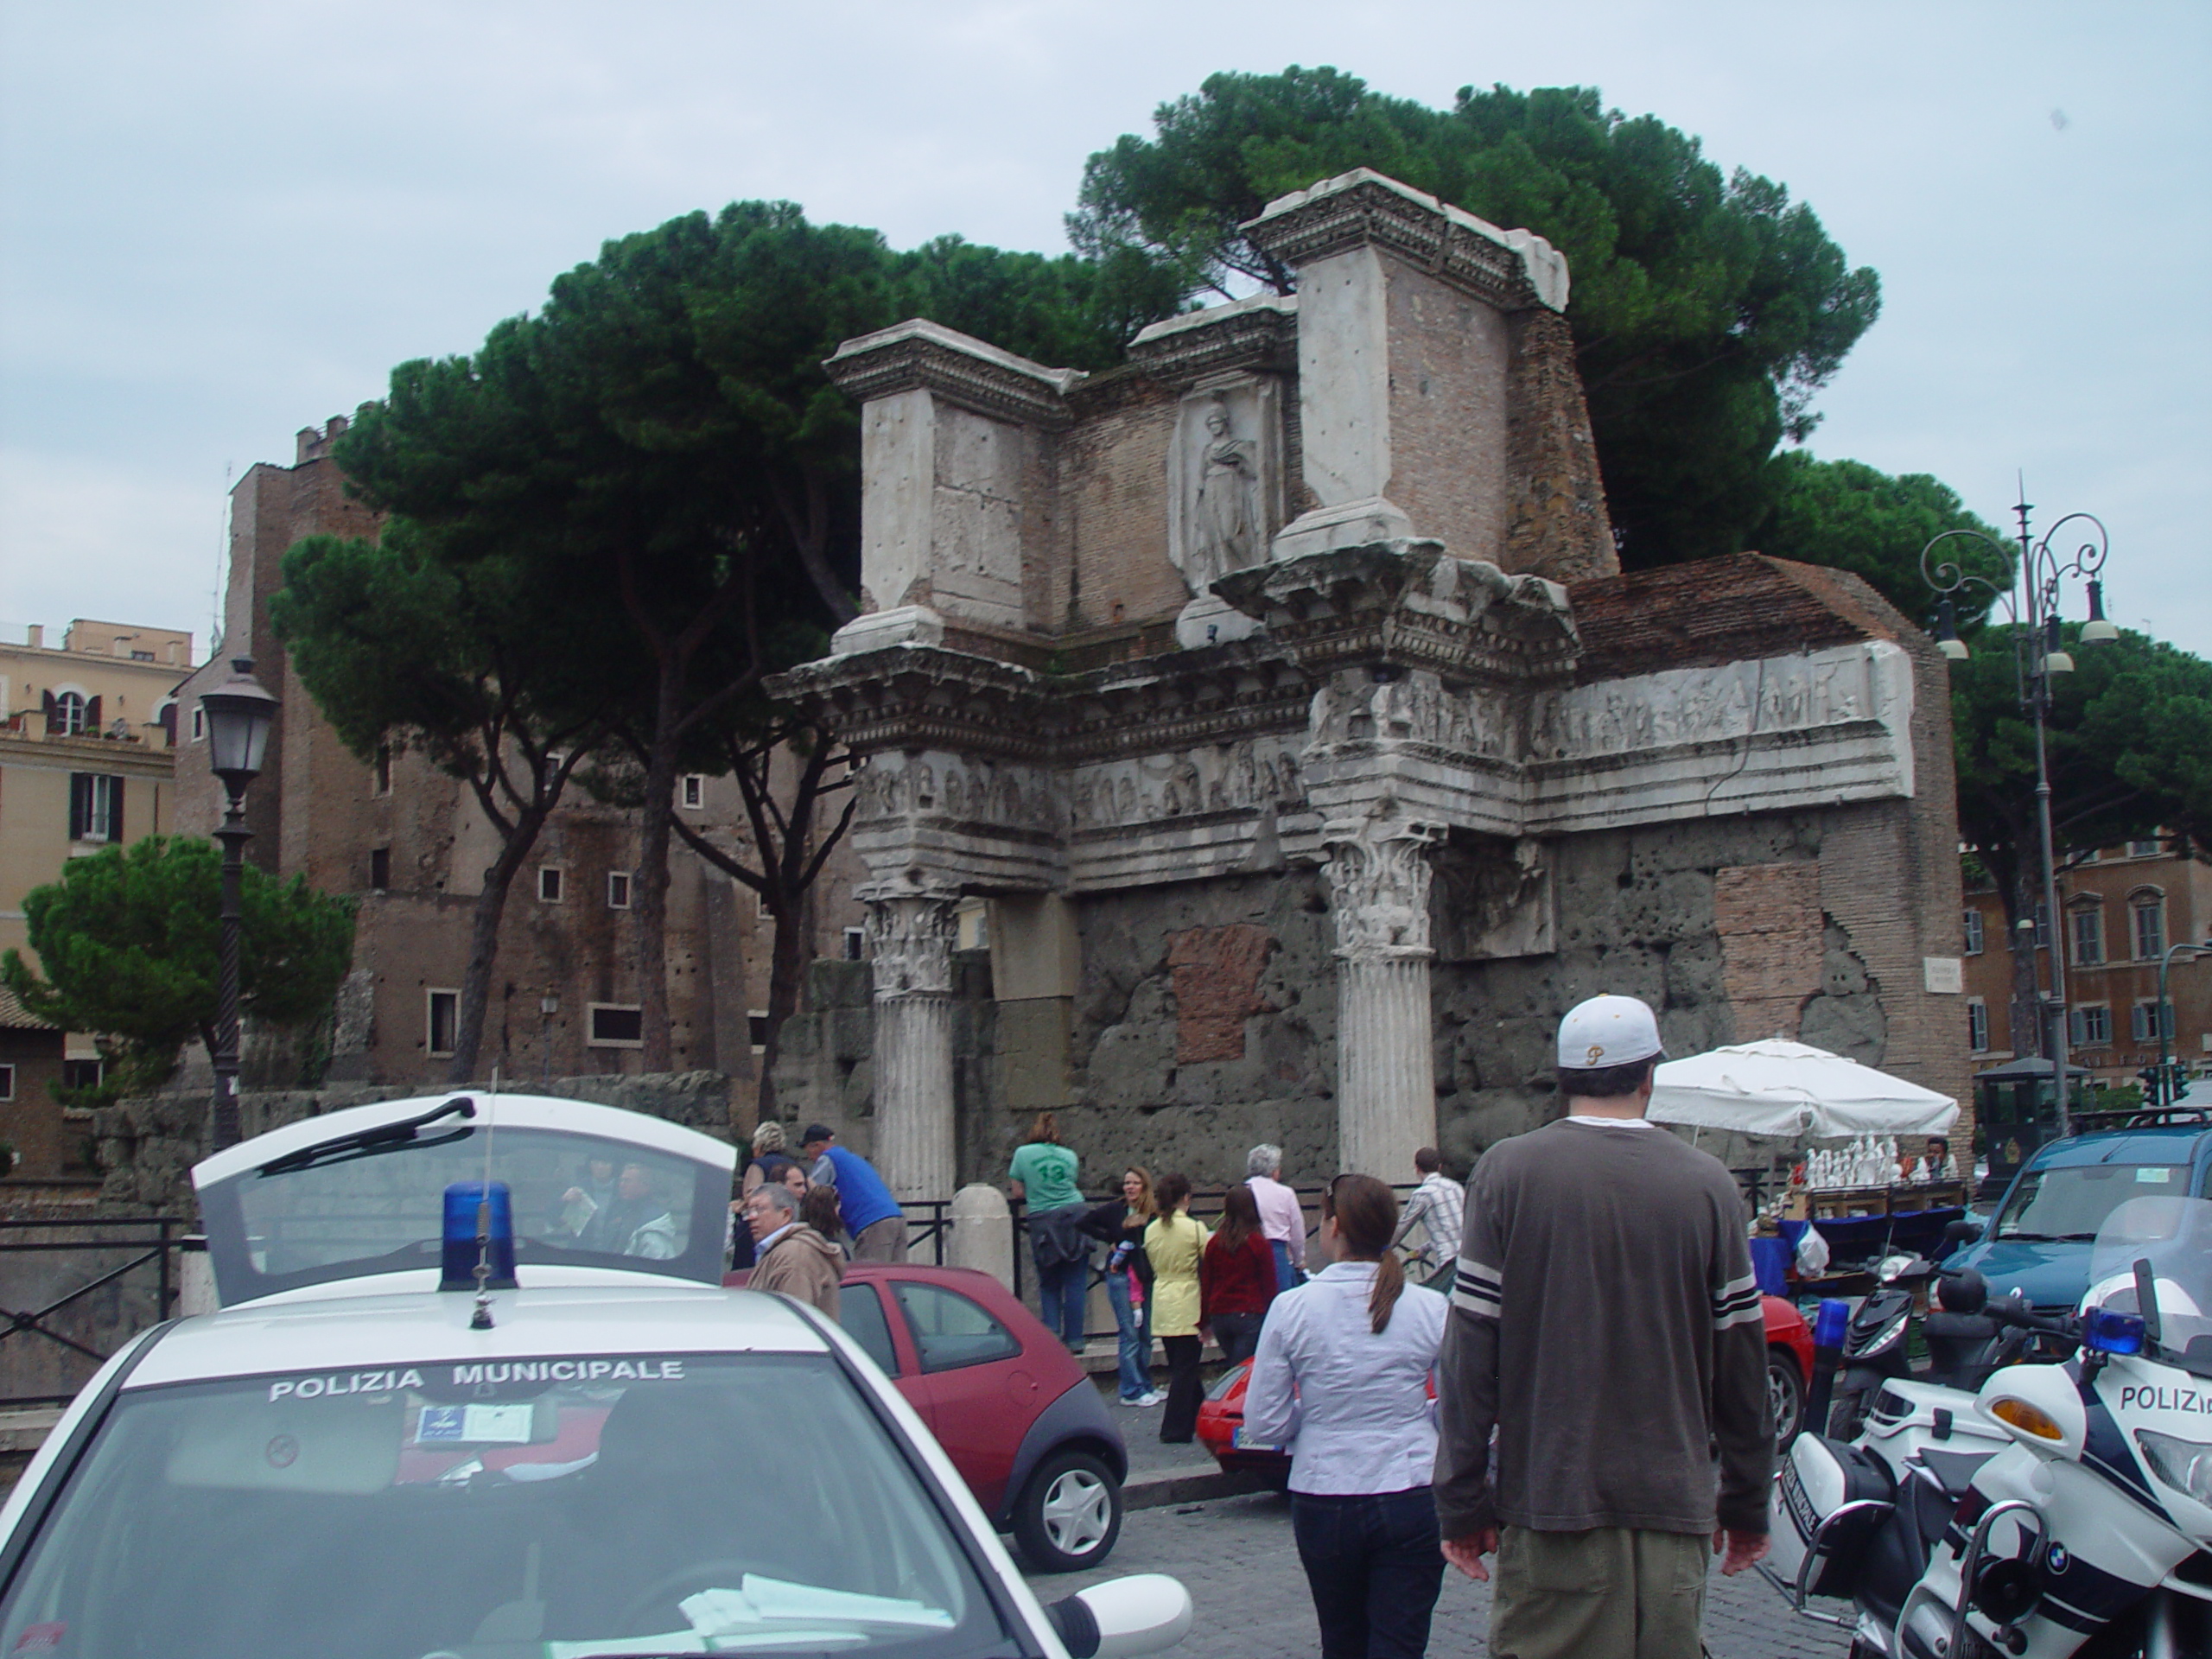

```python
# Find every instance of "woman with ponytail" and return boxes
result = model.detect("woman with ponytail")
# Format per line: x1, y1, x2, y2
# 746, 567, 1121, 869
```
1243, 1173, 1449, 1659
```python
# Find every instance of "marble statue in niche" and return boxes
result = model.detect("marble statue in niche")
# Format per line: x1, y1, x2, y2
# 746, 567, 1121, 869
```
1168, 379, 1279, 602
1188, 400, 1260, 589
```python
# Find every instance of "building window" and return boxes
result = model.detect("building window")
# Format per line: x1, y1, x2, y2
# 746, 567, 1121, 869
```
1967, 1000, 1989, 1055
190, 705, 205, 741
2070, 1004, 2113, 1047
130, 649, 155, 661
955, 900, 989, 952
681, 774, 705, 810
0, 1064, 14, 1102
842, 926, 866, 961
2032, 903, 2050, 949
537, 867, 564, 903
2132, 1000, 2176, 1044
588, 1004, 644, 1048
68, 773, 123, 842
2129, 837, 2164, 858
372, 744, 392, 796
369, 848, 391, 891
2069, 905, 2105, 967
52, 690, 86, 734
1963, 909, 1985, 957
607, 871, 632, 909
61, 1058, 102, 1093
748, 1010, 770, 1052
2133, 899, 2167, 961
427, 990, 460, 1058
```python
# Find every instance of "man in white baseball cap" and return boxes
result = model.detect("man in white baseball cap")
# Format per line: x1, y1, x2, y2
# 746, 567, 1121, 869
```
1433, 994, 1771, 1659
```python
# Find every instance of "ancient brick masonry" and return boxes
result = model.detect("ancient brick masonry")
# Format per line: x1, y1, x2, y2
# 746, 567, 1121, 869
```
1167, 925, 1279, 1065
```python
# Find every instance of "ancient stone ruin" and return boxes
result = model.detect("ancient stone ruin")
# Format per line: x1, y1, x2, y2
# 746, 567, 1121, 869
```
772, 169, 1966, 1194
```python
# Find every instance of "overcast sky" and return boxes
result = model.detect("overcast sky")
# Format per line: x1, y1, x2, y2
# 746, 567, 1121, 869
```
3, 0, 2205, 662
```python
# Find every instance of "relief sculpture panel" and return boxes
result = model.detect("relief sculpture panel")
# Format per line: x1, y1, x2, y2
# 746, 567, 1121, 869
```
1166, 378, 1282, 599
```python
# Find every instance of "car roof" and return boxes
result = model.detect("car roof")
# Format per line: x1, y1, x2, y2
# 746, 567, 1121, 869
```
2025, 1125, 2212, 1170
124, 1283, 827, 1391
191, 1090, 736, 1190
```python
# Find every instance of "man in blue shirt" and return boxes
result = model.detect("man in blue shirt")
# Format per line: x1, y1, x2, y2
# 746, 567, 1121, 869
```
801, 1124, 907, 1262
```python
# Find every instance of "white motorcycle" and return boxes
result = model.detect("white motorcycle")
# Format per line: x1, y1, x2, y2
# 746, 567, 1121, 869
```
1765, 1194, 2212, 1658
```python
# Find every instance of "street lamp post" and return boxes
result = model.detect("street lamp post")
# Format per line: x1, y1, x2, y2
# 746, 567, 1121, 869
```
197, 658, 280, 1151
1923, 492, 2115, 1141
2153, 938, 2212, 1106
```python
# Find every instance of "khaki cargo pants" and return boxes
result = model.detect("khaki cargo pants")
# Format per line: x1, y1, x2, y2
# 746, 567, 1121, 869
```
1489, 1525, 1708, 1659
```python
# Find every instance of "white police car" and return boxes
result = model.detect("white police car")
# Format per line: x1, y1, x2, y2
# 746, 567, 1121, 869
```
0, 1092, 1192, 1657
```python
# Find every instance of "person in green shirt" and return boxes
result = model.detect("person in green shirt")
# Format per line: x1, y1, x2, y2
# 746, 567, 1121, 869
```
1009, 1113, 1089, 1351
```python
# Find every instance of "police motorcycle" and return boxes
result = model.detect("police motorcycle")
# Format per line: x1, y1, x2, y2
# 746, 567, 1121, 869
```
1767, 1195, 2212, 1658
1827, 1224, 2043, 1441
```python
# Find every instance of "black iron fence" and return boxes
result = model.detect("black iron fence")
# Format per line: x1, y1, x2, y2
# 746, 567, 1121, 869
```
0, 1217, 197, 1408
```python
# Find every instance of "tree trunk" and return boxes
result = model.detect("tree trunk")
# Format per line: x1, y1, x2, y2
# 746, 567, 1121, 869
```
634, 660, 683, 1071
756, 889, 809, 1124
447, 810, 549, 1084
2005, 859, 2045, 1059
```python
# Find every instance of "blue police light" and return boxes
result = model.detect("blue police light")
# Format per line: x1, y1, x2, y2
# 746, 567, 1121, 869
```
440, 1180, 518, 1293
2083, 1306, 2146, 1357
1814, 1298, 1851, 1349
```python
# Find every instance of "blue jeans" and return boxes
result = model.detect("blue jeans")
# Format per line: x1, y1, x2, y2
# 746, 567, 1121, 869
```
1290, 1486, 1446, 1659
1271, 1239, 1306, 1295
1107, 1270, 1153, 1400
1037, 1259, 1088, 1349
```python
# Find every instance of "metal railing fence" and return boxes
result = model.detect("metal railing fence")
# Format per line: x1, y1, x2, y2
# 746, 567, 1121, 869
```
0, 1217, 197, 1408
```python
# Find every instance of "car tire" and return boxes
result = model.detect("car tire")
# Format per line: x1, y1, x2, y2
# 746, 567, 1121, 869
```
1012, 1448, 1122, 1573
1768, 1349, 1806, 1446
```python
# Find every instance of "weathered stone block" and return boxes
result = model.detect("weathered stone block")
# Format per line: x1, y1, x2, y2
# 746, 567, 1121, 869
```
1166, 924, 1278, 1063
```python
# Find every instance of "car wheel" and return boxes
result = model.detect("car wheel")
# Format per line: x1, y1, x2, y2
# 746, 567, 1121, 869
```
1767, 1350, 1805, 1446
1013, 1448, 1122, 1573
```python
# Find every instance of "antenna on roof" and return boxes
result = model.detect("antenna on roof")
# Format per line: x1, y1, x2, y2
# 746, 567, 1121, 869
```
471, 1067, 501, 1330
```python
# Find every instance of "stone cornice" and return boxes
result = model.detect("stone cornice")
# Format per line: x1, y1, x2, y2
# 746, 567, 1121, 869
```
823, 319, 1084, 429
1126, 294, 1300, 388
1243, 169, 1569, 315
1216, 543, 1581, 686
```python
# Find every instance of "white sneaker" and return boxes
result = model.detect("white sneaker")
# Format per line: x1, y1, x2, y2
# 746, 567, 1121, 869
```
1135, 1390, 1166, 1407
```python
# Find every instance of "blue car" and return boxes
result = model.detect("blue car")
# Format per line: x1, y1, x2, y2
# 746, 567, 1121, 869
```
1946, 1109, 2212, 1311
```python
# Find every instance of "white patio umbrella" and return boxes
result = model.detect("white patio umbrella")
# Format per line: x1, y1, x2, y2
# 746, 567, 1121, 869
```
1647, 1039, 1958, 1139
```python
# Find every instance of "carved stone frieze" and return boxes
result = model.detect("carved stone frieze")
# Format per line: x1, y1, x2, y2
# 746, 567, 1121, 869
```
859, 888, 960, 999
1217, 543, 1580, 686
824, 319, 1084, 430
1322, 819, 1443, 960
1127, 294, 1299, 388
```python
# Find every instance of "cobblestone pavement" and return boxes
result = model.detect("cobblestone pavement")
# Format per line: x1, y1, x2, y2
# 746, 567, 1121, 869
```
1028, 1490, 1852, 1659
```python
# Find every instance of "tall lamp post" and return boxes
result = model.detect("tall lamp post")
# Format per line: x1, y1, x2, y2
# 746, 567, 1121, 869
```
1923, 493, 2117, 1141
198, 658, 280, 1151
2152, 937, 2212, 1107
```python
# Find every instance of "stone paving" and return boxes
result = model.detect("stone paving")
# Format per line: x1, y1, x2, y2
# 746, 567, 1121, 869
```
1028, 1489, 1852, 1659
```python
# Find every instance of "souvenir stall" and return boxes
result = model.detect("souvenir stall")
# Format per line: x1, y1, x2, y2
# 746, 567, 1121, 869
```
1647, 1039, 1965, 1293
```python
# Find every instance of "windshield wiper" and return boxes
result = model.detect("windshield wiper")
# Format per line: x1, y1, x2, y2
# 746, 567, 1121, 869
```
257, 1096, 475, 1178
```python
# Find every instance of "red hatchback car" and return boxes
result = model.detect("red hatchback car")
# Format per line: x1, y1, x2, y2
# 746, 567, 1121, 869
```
1196, 1293, 1816, 1480
729, 1261, 1128, 1572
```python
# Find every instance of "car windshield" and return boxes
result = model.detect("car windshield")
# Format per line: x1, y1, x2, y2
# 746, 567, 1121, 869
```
197, 1122, 730, 1300
1992, 1161, 2191, 1241
2088, 1196, 2212, 1363
0, 1352, 1019, 1658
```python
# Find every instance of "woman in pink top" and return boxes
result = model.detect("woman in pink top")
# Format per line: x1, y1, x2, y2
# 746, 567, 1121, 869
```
1246, 1143, 1306, 1294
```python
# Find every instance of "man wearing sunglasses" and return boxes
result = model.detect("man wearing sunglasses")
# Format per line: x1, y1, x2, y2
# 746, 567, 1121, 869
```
1433, 995, 1771, 1659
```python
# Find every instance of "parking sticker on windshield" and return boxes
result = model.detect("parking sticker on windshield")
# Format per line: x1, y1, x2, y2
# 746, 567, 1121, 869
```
2137, 1166, 2176, 1184
416, 1403, 537, 1444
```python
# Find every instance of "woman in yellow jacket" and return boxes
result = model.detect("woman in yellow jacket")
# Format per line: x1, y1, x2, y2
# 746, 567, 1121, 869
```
1143, 1172, 1211, 1443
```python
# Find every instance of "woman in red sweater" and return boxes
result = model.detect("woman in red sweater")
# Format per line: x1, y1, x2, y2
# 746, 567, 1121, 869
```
1202, 1183, 1278, 1364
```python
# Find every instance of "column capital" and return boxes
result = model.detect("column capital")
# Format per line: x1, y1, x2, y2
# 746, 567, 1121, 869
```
1322, 817, 1443, 960
860, 886, 961, 998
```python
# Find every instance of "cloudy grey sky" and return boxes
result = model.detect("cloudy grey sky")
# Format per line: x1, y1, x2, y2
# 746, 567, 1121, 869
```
3, 1, 2205, 660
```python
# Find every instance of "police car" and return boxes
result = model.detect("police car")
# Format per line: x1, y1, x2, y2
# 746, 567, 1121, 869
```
0, 1092, 1192, 1657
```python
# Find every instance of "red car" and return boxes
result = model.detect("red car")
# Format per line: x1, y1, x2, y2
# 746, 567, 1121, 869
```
1197, 1294, 1817, 1480
729, 1261, 1128, 1572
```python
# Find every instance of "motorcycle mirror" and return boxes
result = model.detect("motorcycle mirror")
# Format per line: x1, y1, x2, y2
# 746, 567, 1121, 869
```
1936, 1268, 1987, 1314
1942, 1217, 1985, 1246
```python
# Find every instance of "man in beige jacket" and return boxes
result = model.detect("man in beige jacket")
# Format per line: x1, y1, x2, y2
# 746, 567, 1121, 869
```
741, 1182, 843, 1319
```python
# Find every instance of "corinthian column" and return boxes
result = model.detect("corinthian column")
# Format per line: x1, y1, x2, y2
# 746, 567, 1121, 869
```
1324, 821, 1442, 1178
861, 887, 960, 1200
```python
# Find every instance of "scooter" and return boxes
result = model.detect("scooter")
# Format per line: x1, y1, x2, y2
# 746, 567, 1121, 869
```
1768, 1195, 2212, 1658
1827, 1236, 2039, 1440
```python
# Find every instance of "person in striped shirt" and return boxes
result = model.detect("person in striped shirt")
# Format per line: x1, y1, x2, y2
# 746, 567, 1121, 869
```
1389, 1146, 1465, 1291
1433, 994, 1771, 1659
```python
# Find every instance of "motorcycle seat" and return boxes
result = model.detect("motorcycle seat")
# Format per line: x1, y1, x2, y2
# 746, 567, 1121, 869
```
1923, 1311, 1999, 1340
1914, 1447, 1996, 1499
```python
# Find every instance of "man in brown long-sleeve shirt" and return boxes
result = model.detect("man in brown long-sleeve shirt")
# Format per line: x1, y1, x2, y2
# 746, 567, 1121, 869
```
1434, 994, 1771, 1659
